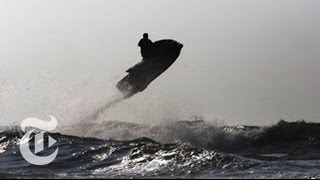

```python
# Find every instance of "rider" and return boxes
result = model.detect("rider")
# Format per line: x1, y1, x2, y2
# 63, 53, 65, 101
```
138, 33, 154, 59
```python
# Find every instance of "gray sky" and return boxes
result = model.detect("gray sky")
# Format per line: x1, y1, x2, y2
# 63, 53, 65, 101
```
0, 0, 320, 126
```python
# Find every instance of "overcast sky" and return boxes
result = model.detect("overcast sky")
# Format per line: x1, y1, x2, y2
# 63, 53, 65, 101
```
0, 0, 319, 126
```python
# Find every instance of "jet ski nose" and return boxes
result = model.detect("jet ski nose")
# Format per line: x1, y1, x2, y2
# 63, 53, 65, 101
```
179, 43, 183, 49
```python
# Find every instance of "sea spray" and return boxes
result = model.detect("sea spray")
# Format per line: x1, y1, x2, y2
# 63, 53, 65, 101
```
1, 120, 320, 178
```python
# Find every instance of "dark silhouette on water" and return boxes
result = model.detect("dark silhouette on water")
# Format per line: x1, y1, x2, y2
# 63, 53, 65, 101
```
138, 33, 154, 59
117, 35, 183, 98
84, 35, 182, 122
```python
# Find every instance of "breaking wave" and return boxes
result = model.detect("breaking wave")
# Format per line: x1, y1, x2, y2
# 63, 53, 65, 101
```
1, 120, 320, 178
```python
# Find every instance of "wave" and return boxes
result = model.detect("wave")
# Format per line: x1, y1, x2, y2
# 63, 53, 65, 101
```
1, 120, 320, 178
0, 129, 255, 178
60, 120, 320, 160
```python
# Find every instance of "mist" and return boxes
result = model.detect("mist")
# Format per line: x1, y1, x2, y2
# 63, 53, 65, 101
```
0, 0, 320, 126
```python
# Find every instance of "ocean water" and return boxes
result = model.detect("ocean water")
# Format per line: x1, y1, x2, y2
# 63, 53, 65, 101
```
0, 120, 320, 179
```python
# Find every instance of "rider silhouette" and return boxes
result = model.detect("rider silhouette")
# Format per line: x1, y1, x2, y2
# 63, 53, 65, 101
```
138, 33, 154, 59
